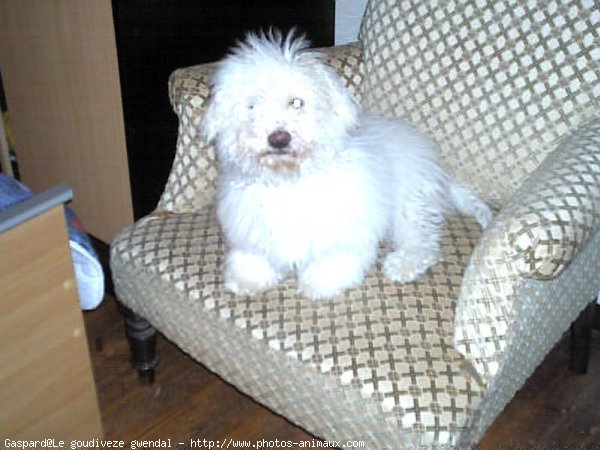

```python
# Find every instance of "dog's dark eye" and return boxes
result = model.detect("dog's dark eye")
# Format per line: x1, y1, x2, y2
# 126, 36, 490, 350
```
289, 98, 304, 109
248, 104, 254, 110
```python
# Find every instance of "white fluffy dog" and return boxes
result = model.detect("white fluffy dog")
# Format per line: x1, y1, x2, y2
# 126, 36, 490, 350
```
201, 30, 492, 300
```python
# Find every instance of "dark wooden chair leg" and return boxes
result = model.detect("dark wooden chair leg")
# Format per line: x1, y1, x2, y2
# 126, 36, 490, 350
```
121, 306, 159, 384
569, 301, 595, 375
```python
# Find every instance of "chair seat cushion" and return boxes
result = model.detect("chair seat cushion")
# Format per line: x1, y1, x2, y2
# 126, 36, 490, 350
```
110, 206, 486, 448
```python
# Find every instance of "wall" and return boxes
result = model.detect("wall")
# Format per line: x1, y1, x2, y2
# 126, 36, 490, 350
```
335, 0, 368, 45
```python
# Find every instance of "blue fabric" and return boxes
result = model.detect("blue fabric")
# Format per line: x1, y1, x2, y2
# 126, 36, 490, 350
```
0, 174, 31, 212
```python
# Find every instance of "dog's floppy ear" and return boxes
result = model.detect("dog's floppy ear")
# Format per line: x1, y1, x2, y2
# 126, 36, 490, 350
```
200, 87, 221, 144
320, 67, 359, 133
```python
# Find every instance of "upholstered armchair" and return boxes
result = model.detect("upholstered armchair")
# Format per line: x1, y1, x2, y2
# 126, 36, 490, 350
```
110, 0, 600, 447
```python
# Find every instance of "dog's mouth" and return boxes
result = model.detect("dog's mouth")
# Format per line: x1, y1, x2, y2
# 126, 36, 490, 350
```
257, 147, 307, 174
259, 145, 301, 159
263, 148, 293, 157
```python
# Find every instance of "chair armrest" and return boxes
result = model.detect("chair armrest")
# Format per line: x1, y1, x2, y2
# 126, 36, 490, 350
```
454, 112, 600, 384
505, 114, 600, 280
156, 43, 365, 214
168, 62, 217, 116
157, 62, 218, 214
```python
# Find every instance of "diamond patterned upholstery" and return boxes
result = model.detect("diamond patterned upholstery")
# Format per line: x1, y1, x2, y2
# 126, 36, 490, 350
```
454, 112, 600, 385
111, 3, 600, 448
112, 210, 486, 447
360, 0, 600, 209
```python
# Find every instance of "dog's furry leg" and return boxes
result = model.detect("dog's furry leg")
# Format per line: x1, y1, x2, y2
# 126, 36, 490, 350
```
384, 206, 445, 284
383, 246, 444, 284
449, 182, 493, 228
384, 180, 492, 285
298, 252, 373, 300
224, 249, 283, 295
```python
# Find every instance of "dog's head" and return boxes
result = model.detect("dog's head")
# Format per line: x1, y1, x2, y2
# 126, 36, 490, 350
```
201, 29, 359, 178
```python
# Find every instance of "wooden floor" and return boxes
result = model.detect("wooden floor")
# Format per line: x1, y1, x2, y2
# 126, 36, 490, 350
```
84, 294, 600, 448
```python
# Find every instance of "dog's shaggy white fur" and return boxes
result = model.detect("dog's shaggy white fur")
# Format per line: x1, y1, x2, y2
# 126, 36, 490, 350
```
201, 30, 492, 300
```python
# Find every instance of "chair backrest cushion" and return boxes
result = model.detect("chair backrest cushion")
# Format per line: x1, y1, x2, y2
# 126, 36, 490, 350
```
359, 0, 600, 208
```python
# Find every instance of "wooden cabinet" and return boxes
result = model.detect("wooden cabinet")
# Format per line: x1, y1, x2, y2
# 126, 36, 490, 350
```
0, 185, 103, 440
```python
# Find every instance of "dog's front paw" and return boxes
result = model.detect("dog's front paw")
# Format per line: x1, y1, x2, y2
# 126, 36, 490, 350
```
298, 253, 369, 300
224, 250, 281, 295
473, 202, 493, 229
383, 248, 443, 284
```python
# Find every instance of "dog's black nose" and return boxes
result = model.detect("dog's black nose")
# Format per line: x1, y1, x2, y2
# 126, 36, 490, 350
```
267, 130, 291, 149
